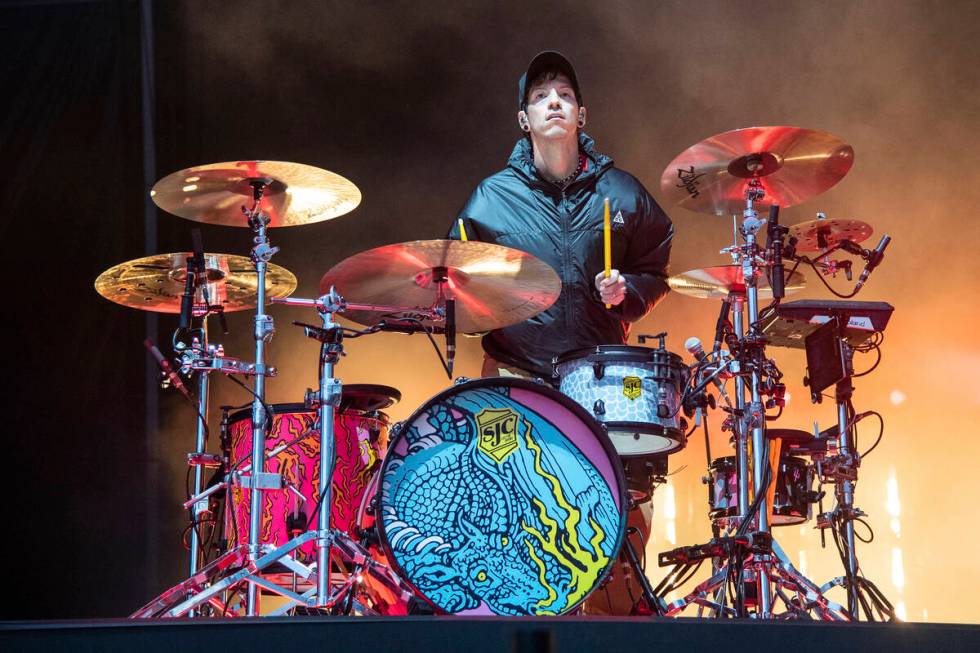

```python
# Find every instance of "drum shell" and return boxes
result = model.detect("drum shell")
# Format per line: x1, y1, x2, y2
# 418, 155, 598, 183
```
225, 403, 389, 562
707, 455, 813, 527
554, 345, 688, 456
373, 377, 627, 616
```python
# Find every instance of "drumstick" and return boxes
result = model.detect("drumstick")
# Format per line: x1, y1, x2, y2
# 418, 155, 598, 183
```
603, 197, 611, 309
767, 437, 783, 526
458, 218, 468, 242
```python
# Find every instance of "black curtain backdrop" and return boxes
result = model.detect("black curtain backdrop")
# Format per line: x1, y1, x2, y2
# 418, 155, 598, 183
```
5, 0, 980, 620
3, 0, 150, 618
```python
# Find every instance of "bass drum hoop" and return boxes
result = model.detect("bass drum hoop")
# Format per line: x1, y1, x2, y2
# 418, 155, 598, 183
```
374, 376, 628, 616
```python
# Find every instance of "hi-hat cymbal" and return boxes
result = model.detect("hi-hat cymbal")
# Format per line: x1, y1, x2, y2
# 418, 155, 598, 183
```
320, 240, 561, 333
789, 217, 873, 253
95, 253, 297, 313
668, 265, 806, 300
660, 126, 854, 215
151, 161, 361, 227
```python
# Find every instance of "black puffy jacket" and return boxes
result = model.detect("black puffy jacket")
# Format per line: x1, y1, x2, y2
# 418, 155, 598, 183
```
449, 133, 673, 377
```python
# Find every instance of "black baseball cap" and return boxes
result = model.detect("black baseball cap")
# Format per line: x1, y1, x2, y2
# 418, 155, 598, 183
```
518, 51, 583, 110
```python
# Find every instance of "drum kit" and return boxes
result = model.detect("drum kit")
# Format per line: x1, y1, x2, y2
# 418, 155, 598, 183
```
107, 125, 896, 621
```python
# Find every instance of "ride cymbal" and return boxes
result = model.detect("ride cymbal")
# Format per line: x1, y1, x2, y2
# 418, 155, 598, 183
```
660, 126, 854, 215
151, 161, 361, 227
668, 265, 806, 300
95, 253, 297, 313
789, 217, 873, 253
319, 240, 561, 333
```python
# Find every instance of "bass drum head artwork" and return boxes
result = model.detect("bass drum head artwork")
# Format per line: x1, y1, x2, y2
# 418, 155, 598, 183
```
376, 377, 626, 616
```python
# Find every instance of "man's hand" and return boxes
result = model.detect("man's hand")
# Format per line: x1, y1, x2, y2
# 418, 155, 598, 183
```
595, 269, 627, 306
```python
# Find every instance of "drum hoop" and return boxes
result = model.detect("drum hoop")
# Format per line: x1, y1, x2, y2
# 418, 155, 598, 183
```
375, 376, 628, 616
227, 399, 392, 426
553, 345, 684, 370
604, 421, 687, 455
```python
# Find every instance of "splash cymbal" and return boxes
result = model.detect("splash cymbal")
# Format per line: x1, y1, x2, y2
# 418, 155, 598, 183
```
151, 161, 361, 227
319, 240, 561, 332
668, 264, 806, 299
95, 253, 297, 313
789, 217, 873, 253
660, 126, 854, 215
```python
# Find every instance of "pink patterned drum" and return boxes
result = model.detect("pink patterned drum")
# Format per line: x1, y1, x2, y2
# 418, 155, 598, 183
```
226, 385, 399, 562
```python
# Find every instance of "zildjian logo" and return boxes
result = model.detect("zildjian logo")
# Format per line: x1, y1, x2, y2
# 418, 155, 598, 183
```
676, 166, 704, 199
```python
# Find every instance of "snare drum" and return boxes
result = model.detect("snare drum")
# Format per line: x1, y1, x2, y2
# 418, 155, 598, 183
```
707, 455, 814, 527
225, 385, 399, 562
554, 345, 688, 456
367, 377, 626, 616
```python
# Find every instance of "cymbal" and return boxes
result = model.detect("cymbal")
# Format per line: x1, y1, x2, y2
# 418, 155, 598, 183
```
95, 253, 297, 313
151, 161, 361, 227
660, 126, 854, 215
668, 265, 806, 299
319, 240, 561, 333
789, 217, 873, 253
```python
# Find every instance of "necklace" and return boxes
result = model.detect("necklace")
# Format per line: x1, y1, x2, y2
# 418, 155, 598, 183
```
554, 155, 585, 188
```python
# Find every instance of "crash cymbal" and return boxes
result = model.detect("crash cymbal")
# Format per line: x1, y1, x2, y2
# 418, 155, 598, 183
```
668, 265, 806, 300
660, 126, 854, 215
789, 217, 873, 253
320, 240, 561, 333
95, 253, 297, 313
151, 161, 361, 227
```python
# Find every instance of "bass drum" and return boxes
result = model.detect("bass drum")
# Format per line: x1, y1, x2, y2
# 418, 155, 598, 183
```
225, 385, 399, 563
368, 377, 627, 616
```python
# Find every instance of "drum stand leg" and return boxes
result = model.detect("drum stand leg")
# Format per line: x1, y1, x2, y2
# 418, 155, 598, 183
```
621, 527, 666, 615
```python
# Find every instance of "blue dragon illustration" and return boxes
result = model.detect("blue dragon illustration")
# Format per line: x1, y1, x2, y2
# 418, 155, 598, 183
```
381, 385, 621, 615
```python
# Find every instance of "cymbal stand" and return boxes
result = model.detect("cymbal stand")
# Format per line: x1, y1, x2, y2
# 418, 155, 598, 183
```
733, 178, 773, 615
242, 181, 281, 616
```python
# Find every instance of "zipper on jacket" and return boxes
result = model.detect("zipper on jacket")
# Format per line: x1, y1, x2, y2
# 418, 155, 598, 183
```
559, 188, 574, 334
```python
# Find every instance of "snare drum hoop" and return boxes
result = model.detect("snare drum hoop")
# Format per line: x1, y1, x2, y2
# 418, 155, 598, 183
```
553, 344, 686, 378
375, 376, 628, 616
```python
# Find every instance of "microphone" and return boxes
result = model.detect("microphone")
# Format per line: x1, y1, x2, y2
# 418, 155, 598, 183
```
838, 239, 865, 256
179, 229, 207, 330
144, 338, 192, 400
766, 205, 785, 299
445, 298, 456, 378
712, 298, 731, 353
854, 234, 891, 292
685, 336, 731, 404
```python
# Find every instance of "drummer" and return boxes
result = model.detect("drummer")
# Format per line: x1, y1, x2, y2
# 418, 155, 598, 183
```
449, 50, 673, 379
448, 51, 674, 615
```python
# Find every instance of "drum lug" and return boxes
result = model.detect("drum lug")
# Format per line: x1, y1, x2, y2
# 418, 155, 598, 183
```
592, 361, 605, 380
593, 399, 606, 416
390, 420, 405, 438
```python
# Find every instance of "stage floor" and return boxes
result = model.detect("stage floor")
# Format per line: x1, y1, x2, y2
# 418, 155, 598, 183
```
3, 616, 980, 653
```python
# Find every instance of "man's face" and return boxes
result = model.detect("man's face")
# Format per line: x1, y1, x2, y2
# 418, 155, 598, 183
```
523, 73, 580, 141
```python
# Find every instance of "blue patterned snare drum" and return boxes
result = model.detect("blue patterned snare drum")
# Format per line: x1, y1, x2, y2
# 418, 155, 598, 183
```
554, 345, 689, 456
374, 377, 626, 616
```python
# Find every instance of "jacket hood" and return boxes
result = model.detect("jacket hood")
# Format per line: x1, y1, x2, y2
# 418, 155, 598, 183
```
506, 132, 614, 184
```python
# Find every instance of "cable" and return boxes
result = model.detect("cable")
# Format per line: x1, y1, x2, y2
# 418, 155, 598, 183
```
853, 343, 882, 377
859, 411, 885, 459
